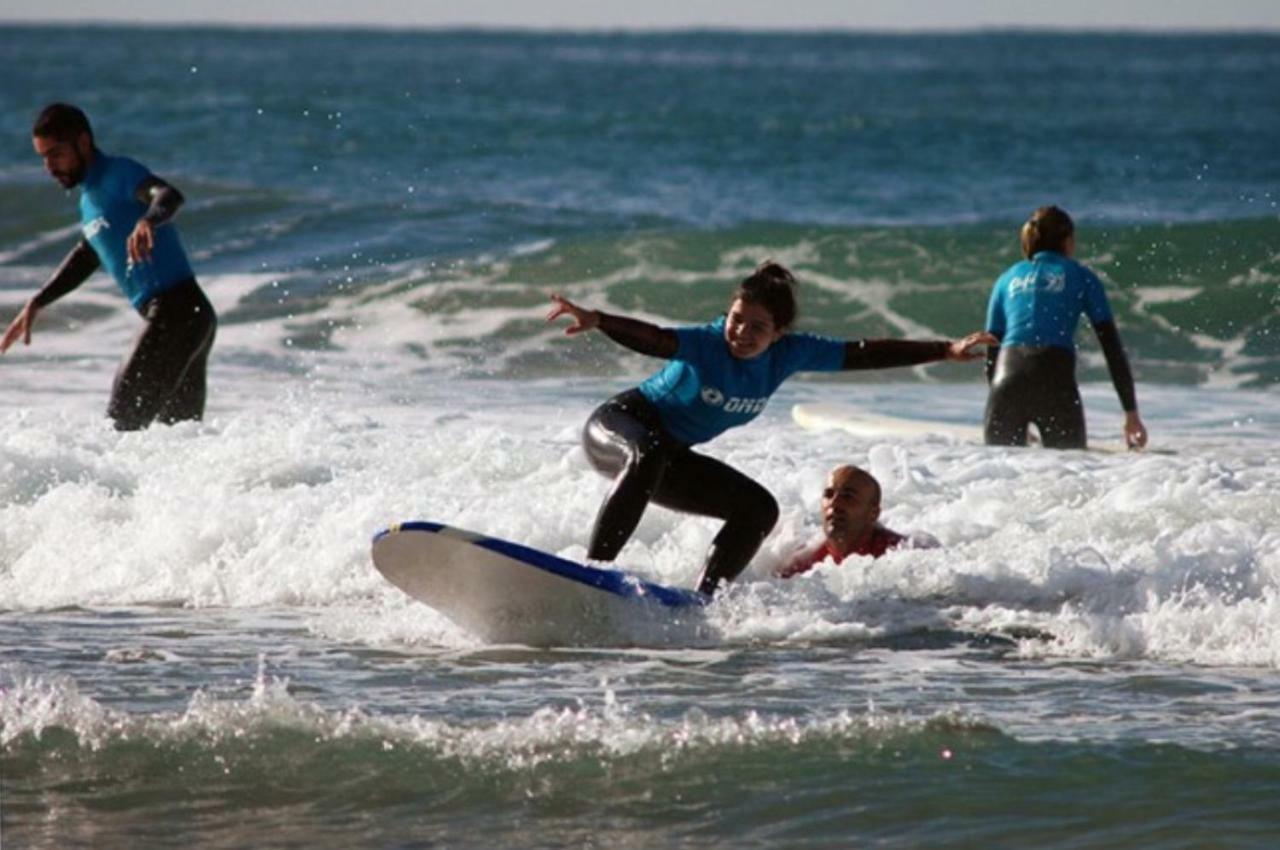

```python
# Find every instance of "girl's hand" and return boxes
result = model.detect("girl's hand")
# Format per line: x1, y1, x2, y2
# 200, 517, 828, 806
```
946, 331, 999, 361
547, 293, 600, 335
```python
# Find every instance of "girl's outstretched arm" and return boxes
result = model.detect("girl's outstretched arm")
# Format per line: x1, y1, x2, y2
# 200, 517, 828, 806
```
547, 294, 677, 358
841, 331, 996, 369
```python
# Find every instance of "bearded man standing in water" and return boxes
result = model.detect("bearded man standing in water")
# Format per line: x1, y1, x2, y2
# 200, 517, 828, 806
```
2, 103, 216, 430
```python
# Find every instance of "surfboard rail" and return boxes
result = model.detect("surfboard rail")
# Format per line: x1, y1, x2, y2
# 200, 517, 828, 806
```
373, 522, 708, 611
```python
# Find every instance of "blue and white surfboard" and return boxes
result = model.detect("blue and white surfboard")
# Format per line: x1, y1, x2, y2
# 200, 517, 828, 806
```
371, 522, 707, 643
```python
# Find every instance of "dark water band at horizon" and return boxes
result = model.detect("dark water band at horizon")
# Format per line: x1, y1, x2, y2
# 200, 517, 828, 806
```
4, 26, 1278, 220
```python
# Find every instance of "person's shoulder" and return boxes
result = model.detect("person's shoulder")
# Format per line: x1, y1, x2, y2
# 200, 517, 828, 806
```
101, 153, 152, 191
672, 316, 725, 357
774, 329, 819, 352
683, 316, 726, 338
102, 152, 151, 174
902, 530, 940, 550
877, 525, 938, 553
1062, 257, 1106, 288
774, 329, 844, 368
677, 316, 724, 339
777, 540, 830, 578
995, 260, 1028, 285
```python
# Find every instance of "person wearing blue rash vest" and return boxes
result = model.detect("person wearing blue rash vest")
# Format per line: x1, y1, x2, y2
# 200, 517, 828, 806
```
548, 263, 995, 596
983, 206, 1147, 450
1, 103, 216, 431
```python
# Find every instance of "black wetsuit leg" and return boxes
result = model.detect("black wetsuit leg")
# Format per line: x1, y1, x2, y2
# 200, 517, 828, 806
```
984, 346, 1086, 450
583, 390, 779, 596
108, 279, 217, 431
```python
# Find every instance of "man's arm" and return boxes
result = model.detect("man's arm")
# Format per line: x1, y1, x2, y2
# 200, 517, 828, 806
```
1, 239, 100, 353
135, 175, 185, 226
34, 239, 101, 308
128, 176, 185, 264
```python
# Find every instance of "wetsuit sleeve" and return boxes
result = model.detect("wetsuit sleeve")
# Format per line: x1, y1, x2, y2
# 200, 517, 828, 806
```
1093, 320, 1138, 412
842, 338, 950, 370
1081, 267, 1114, 325
32, 239, 101, 308
597, 312, 679, 359
134, 175, 185, 226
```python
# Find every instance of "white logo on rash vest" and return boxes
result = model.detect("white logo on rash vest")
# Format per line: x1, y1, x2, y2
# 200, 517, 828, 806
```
701, 385, 768, 415
82, 216, 109, 240
1011, 269, 1066, 296
1009, 273, 1035, 296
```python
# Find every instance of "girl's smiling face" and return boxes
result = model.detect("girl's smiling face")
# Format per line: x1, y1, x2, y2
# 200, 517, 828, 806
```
724, 298, 783, 359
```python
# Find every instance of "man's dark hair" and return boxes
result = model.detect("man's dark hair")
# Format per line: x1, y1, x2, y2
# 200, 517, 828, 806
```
734, 261, 798, 330
33, 103, 93, 145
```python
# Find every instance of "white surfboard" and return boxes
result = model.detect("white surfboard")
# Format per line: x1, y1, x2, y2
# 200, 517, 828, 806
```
371, 522, 707, 644
792, 403, 1145, 454
792, 403, 983, 442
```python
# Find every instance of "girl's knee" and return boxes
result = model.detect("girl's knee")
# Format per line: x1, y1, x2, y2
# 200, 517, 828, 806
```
742, 486, 779, 532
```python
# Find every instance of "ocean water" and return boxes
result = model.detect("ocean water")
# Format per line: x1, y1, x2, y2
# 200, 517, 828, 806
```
2, 26, 1279, 849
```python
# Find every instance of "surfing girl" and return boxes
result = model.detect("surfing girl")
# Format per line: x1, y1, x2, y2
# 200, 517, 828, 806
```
547, 262, 994, 596
983, 206, 1148, 450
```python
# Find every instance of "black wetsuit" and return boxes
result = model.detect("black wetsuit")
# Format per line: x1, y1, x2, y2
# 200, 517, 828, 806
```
581, 313, 952, 595
984, 347, 1085, 448
107, 279, 216, 430
983, 322, 1136, 450
584, 389, 780, 596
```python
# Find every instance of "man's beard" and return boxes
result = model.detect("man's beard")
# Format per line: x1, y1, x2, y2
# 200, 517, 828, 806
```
52, 151, 87, 188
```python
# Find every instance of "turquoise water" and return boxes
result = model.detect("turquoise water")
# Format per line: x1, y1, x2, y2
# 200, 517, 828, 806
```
2, 26, 1279, 849
2, 27, 1277, 387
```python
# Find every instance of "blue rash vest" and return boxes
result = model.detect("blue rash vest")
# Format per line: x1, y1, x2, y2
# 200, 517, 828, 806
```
636, 317, 846, 445
79, 150, 195, 309
985, 251, 1114, 352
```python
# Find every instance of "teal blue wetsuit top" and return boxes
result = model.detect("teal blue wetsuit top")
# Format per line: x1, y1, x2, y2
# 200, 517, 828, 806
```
637, 317, 846, 445
79, 150, 195, 309
985, 251, 1114, 351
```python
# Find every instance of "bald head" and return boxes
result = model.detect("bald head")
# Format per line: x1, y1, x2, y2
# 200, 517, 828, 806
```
821, 465, 882, 555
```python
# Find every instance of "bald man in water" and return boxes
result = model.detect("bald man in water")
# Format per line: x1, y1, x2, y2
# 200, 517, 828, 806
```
779, 464, 934, 578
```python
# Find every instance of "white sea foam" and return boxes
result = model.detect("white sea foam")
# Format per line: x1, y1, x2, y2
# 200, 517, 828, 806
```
0, 660, 980, 761
0, 223, 82, 265
2, 339, 1277, 666
2, 259, 1278, 663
